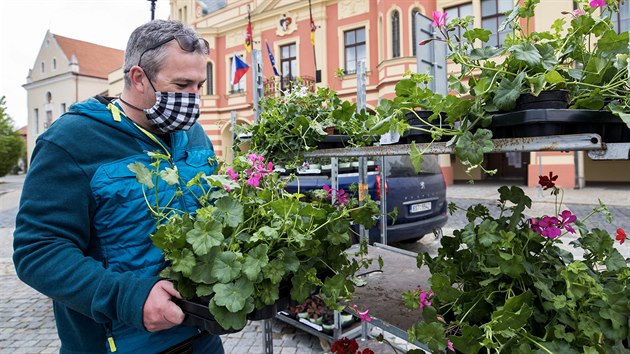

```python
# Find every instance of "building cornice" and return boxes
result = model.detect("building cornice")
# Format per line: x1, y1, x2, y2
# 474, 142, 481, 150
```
22, 71, 107, 90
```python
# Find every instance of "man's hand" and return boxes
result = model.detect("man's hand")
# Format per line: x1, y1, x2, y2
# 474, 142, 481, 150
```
143, 280, 185, 332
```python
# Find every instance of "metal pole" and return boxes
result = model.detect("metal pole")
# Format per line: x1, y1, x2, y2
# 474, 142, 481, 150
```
231, 111, 237, 157
148, 0, 156, 20
263, 318, 273, 354
252, 49, 263, 124
356, 61, 369, 243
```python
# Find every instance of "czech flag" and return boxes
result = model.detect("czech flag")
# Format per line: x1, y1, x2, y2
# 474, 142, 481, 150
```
231, 55, 250, 85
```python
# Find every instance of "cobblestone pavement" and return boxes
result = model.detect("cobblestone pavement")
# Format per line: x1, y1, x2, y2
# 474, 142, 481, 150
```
2, 174, 629, 353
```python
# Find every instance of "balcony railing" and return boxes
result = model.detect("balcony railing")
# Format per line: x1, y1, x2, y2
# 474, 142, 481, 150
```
263, 76, 316, 96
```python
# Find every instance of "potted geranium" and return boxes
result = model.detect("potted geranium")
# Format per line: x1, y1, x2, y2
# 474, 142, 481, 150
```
403, 173, 629, 353
128, 151, 382, 332
423, 0, 629, 140
239, 84, 383, 169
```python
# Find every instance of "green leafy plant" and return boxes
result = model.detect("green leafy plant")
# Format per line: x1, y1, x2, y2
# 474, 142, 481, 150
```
373, 72, 497, 176
239, 84, 380, 169
427, 0, 629, 121
405, 173, 629, 353
0, 96, 25, 177
129, 152, 381, 331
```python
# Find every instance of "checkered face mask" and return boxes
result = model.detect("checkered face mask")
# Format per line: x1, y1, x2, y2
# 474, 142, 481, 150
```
144, 90, 201, 133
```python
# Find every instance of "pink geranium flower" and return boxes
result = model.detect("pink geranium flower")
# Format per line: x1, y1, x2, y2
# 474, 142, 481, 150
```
226, 168, 238, 181
589, 0, 606, 8
431, 11, 447, 28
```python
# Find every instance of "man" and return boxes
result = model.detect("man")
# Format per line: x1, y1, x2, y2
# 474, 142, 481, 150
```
13, 20, 224, 353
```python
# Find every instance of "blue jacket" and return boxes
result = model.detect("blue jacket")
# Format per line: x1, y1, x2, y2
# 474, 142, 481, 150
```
13, 97, 220, 353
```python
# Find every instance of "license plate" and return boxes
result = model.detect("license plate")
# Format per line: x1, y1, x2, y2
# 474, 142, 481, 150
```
410, 202, 431, 213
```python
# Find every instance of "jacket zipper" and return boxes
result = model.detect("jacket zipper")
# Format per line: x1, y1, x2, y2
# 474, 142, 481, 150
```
105, 322, 117, 352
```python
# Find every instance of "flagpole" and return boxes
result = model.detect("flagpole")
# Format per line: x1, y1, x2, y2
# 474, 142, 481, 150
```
309, 0, 317, 80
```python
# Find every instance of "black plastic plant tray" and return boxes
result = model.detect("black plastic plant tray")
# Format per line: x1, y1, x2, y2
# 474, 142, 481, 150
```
316, 135, 379, 149
172, 297, 240, 335
489, 109, 630, 142
402, 111, 450, 143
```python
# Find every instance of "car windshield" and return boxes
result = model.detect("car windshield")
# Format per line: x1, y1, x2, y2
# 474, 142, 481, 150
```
376, 155, 441, 177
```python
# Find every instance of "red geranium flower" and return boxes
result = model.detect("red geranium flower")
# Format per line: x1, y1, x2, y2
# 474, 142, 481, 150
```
539, 171, 558, 190
616, 228, 627, 245
331, 337, 359, 354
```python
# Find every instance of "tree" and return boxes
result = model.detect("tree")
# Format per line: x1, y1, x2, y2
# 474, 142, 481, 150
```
0, 96, 25, 177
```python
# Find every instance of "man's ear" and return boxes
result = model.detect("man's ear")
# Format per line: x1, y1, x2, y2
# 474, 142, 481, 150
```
128, 66, 148, 93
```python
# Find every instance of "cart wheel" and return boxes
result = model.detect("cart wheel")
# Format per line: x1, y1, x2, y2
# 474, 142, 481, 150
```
319, 337, 331, 352
433, 227, 443, 240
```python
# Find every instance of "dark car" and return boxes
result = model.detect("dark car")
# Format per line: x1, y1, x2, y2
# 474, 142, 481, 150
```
283, 154, 448, 244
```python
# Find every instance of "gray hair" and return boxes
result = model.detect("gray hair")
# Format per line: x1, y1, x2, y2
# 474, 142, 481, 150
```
123, 20, 204, 87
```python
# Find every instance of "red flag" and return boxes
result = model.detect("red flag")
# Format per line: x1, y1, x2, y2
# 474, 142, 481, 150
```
309, 0, 316, 45
244, 9, 252, 52
310, 15, 316, 45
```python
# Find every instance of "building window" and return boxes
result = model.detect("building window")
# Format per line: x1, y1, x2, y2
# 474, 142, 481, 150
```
612, 2, 629, 33
481, 0, 513, 47
391, 10, 400, 58
411, 8, 421, 56
52, 58, 57, 70
61, 103, 67, 113
344, 27, 366, 75
34, 109, 39, 134
46, 92, 52, 104
445, 2, 473, 45
40, 62, 45, 73
280, 43, 297, 91
206, 62, 213, 95
230, 56, 245, 94
45, 111, 53, 130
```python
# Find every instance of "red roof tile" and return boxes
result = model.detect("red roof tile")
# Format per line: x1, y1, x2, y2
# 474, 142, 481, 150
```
53, 34, 124, 79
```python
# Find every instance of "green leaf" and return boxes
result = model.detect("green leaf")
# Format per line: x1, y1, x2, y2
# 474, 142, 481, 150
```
477, 219, 501, 246
291, 268, 318, 303
208, 296, 253, 330
170, 248, 196, 277
189, 248, 219, 284
186, 219, 224, 256
408, 321, 448, 352
455, 129, 494, 166
552, 324, 575, 343
510, 43, 542, 66
409, 142, 425, 173
212, 277, 254, 312
127, 162, 154, 189
449, 325, 483, 354
211, 251, 242, 283
469, 46, 502, 60
490, 291, 533, 331
213, 197, 244, 228
159, 167, 179, 185
597, 30, 629, 55
493, 72, 525, 111
251, 226, 279, 242
242, 244, 269, 281
262, 258, 287, 284
605, 249, 626, 271
463, 28, 492, 43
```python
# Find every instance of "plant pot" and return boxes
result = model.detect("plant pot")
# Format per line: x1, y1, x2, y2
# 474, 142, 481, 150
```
297, 312, 310, 319
340, 313, 355, 326
402, 110, 450, 143
172, 297, 242, 335
247, 303, 278, 321
489, 109, 630, 141
515, 90, 570, 111
338, 162, 351, 169
308, 316, 323, 325
321, 323, 335, 333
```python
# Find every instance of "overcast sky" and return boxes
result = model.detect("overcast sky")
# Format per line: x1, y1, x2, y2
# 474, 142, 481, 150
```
0, 0, 171, 128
